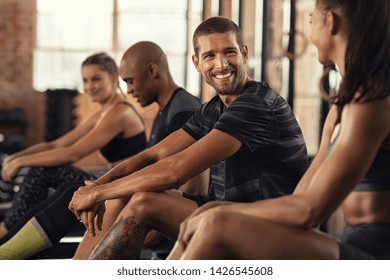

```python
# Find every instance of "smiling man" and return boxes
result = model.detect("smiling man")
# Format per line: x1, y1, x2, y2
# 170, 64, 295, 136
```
68, 16, 309, 260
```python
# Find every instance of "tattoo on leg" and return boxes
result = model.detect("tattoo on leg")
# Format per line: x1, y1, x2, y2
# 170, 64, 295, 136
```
90, 216, 147, 260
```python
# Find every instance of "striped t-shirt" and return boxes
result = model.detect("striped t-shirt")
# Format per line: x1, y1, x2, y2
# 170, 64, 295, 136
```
183, 81, 309, 202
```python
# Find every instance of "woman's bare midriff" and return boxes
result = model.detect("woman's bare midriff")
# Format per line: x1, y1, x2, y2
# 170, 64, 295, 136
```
342, 191, 390, 225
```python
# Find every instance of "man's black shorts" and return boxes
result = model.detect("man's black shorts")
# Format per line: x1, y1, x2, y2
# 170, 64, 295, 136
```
182, 193, 211, 207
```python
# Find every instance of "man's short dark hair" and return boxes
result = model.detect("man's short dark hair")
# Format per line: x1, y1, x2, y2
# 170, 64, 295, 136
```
192, 16, 244, 58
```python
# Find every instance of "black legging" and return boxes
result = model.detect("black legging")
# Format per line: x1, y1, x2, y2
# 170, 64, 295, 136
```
0, 181, 85, 245
3, 165, 95, 229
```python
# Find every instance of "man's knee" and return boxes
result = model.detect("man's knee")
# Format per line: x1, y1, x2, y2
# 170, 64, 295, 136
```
123, 191, 160, 220
202, 209, 229, 236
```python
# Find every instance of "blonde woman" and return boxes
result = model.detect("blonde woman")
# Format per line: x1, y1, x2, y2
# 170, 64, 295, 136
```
0, 52, 146, 240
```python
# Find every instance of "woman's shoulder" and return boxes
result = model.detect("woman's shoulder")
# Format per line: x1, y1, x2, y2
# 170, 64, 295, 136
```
342, 96, 390, 142
103, 99, 136, 117
79, 109, 103, 127
345, 95, 390, 117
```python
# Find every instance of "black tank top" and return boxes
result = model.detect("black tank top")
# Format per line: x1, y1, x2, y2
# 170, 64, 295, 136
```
355, 147, 390, 191
100, 131, 146, 163
327, 126, 390, 192
99, 101, 147, 163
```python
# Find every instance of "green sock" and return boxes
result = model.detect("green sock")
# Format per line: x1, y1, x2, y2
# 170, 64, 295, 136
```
0, 217, 52, 259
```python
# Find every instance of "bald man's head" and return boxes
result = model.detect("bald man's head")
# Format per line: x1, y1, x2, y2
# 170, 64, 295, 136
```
119, 41, 172, 107
120, 41, 168, 73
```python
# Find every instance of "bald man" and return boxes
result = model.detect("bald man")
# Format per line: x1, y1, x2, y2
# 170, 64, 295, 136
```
120, 41, 201, 149
68, 41, 206, 259
69, 18, 308, 260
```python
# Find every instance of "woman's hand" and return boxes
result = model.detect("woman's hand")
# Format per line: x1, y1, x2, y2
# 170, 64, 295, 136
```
1, 159, 21, 182
2, 155, 13, 165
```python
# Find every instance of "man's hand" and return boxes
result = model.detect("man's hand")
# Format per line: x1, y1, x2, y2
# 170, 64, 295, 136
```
79, 201, 106, 236
68, 184, 97, 217
83, 179, 97, 188
68, 181, 106, 236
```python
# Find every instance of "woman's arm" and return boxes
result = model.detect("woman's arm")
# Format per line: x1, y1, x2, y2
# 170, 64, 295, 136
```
3, 142, 54, 164
2, 111, 99, 165
1, 104, 139, 180
209, 99, 390, 229
1, 112, 100, 181
293, 105, 337, 194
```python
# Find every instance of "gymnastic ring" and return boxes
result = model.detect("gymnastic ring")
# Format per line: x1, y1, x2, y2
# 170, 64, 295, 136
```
319, 66, 339, 100
281, 29, 308, 60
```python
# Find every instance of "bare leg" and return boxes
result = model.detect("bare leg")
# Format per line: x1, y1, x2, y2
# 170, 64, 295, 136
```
167, 240, 186, 260
143, 230, 165, 248
0, 222, 8, 239
73, 197, 129, 259
89, 191, 198, 260
173, 211, 339, 260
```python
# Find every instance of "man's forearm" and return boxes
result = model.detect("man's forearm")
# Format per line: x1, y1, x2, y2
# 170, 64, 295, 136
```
92, 156, 183, 203
94, 151, 156, 185
93, 161, 130, 185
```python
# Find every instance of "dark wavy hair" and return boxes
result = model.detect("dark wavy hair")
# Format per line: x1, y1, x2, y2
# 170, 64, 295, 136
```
192, 16, 245, 58
318, 0, 390, 122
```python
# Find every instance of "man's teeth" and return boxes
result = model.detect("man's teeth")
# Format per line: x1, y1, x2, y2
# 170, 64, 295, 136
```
215, 73, 232, 79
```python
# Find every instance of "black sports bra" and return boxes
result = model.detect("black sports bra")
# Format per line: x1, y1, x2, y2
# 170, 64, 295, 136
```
100, 131, 146, 163
327, 126, 390, 192
99, 101, 147, 163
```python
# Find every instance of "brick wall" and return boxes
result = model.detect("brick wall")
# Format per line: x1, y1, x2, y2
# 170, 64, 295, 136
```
0, 0, 45, 146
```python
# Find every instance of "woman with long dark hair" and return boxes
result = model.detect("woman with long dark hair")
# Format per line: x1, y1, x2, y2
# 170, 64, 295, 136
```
169, 0, 390, 260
